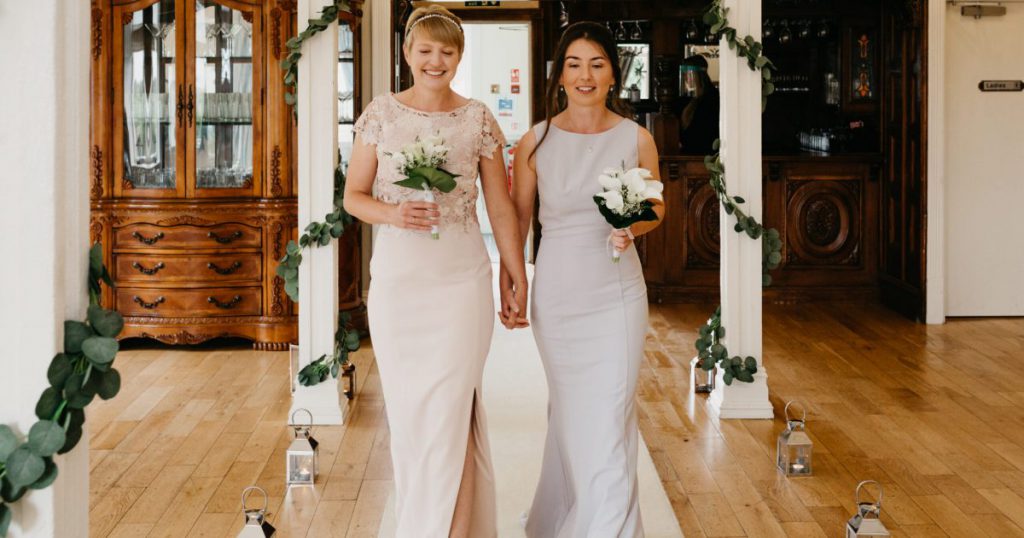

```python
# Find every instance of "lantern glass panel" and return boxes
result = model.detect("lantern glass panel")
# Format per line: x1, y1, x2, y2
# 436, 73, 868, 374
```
286, 448, 316, 486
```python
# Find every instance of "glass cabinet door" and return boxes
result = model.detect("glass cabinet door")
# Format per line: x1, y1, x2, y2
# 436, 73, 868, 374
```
338, 23, 355, 163
188, 0, 261, 196
114, 0, 186, 197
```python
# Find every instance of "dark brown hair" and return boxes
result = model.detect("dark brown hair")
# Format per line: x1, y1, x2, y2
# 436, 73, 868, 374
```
530, 22, 633, 161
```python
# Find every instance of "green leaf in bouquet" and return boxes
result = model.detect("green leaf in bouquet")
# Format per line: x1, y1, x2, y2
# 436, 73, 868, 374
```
88, 304, 124, 338
393, 177, 428, 190
736, 370, 754, 383
331, 361, 340, 378
5, 446, 45, 489
286, 240, 301, 256
27, 420, 66, 457
331, 221, 344, 238
722, 370, 734, 386
344, 330, 360, 351
64, 320, 92, 354
744, 356, 758, 373
285, 279, 299, 301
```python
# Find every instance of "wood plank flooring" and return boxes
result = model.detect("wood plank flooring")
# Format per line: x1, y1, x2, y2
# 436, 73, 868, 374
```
88, 303, 1024, 537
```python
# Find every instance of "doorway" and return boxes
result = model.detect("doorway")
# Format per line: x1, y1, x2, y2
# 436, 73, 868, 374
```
450, 21, 533, 260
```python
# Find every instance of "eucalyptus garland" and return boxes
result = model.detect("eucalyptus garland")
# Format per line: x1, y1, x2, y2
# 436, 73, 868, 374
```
276, 154, 353, 301
0, 244, 124, 536
281, 0, 351, 111
693, 1, 783, 385
296, 312, 361, 388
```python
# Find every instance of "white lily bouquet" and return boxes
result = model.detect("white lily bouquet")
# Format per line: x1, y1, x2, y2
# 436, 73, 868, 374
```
593, 165, 664, 262
388, 134, 459, 239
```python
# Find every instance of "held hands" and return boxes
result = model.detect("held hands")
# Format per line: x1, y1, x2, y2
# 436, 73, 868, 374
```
392, 201, 439, 232
611, 227, 635, 255
498, 265, 529, 330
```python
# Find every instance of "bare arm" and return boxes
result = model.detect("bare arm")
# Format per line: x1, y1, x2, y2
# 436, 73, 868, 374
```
343, 133, 437, 232
629, 126, 666, 237
480, 143, 527, 283
509, 129, 538, 251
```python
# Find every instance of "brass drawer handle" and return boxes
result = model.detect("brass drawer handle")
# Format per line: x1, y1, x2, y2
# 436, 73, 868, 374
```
133, 295, 165, 309
187, 84, 195, 127
207, 230, 243, 244
207, 261, 242, 275
176, 84, 185, 126
132, 231, 165, 245
208, 295, 242, 309
131, 261, 165, 275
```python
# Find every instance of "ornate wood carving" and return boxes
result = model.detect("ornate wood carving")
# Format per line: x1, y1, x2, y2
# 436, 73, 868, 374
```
122, 12, 134, 25
270, 146, 283, 196
138, 330, 226, 346
91, 146, 103, 199
271, 219, 286, 315
686, 181, 721, 268
122, 178, 134, 190
786, 180, 861, 267
90, 218, 104, 246
91, 6, 103, 60
241, 11, 253, 23
156, 215, 218, 226
271, 7, 283, 59
280, 0, 297, 12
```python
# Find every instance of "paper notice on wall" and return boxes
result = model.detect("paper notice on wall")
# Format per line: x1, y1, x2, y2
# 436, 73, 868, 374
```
498, 97, 513, 117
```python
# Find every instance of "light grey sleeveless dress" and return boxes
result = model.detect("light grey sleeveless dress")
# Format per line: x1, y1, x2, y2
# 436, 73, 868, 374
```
526, 119, 647, 538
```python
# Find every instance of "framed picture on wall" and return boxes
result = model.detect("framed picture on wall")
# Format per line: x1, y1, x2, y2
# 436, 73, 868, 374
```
617, 43, 650, 100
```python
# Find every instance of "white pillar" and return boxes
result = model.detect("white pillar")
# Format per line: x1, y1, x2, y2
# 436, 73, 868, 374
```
709, 0, 773, 420
0, 1, 90, 535
293, 0, 343, 425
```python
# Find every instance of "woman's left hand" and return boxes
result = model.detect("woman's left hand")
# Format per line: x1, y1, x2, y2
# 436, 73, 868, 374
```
611, 228, 634, 254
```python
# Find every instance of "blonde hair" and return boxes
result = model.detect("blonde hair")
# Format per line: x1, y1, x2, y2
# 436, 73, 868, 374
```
403, 5, 464, 54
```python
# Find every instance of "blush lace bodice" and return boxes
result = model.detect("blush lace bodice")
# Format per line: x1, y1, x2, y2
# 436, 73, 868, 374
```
354, 92, 506, 233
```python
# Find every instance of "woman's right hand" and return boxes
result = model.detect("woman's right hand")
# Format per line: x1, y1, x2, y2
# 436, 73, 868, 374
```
391, 201, 439, 232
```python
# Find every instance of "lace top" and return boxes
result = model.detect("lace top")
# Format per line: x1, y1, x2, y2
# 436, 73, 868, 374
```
354, 92, 507, 233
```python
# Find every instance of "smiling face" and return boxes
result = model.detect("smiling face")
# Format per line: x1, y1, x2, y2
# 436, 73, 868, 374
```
404, 32, 462, 92
559, 38, 615, 107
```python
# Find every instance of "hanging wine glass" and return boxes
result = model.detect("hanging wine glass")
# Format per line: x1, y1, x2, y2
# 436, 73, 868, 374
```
684, 19, 699, 42
778, 21, 793, 44
797, 20, 812, 40
763, 19, 775, 40
631, 21, 643, 41
615, 21, 627, 42
817, 20, 830, 39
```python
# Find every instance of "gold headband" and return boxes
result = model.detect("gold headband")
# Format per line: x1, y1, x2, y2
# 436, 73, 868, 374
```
405, 13, 463, 38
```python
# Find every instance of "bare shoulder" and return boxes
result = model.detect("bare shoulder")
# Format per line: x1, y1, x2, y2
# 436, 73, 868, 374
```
636, 124, 656, 149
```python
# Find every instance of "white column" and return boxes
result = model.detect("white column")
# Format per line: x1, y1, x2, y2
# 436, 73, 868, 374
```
0, 1, 90, 535
709, 0, 773, 419
925, 0, 945, 325
293, 0, 343, 425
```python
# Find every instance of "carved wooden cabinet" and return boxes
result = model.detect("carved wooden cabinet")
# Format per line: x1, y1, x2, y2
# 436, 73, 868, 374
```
640, 156, 879, 303
89, 0, 364, 348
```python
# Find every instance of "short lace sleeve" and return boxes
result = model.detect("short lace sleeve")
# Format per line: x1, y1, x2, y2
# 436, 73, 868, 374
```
478, 104, 507, 159
354, 95, 385, 146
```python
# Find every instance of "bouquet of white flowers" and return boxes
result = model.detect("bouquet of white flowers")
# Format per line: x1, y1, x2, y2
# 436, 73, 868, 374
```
593, 165, 664, 261
388, 134, 458, 239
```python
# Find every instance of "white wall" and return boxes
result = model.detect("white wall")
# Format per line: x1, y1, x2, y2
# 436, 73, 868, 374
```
0, 1, 91, 535
943, 3, 1024, 316
453, 23, 533, 142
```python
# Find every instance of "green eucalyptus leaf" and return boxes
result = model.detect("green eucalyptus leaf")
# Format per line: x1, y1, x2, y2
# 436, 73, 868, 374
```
0, 426, 17, 461
58, 419, 83, 455
34, 387, 61, 421
331, 361, 340, 378
284, 92, 297, 106
0, 503, 10, 535
88, 304, 124, 338
29, 457, 59, 490
64, 320, 92, 354
744, 356, 758, 372
47, 353, 73, 389
763, 273, 773, 287
285, 279, 299, 301
331, 221, 344, 238
98, 368, 121, 400
287, 240, 300, 256
82, 336, 118, 366
6, 447, 46, 488
63, 373, 94, 409
27, 420, 66, 457
736, 370, 754, 383
318, 233, 331, 246
768, 252, 782, 265
723, 370, 734, 386
1, 478, 27, 503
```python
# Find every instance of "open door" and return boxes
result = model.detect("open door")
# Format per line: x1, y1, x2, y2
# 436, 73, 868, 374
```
880, 1, 928, 320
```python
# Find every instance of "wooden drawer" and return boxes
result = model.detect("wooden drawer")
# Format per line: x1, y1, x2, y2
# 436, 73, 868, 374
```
113, 223, 262, 250
116, 286, 262, 317
114, 253, 262, 283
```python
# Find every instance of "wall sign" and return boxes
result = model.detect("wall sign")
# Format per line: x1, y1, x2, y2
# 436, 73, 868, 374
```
979, 80, 1024, 92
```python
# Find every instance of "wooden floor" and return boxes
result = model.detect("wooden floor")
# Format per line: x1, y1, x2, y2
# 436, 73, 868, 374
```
88, 303, 1024, 537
